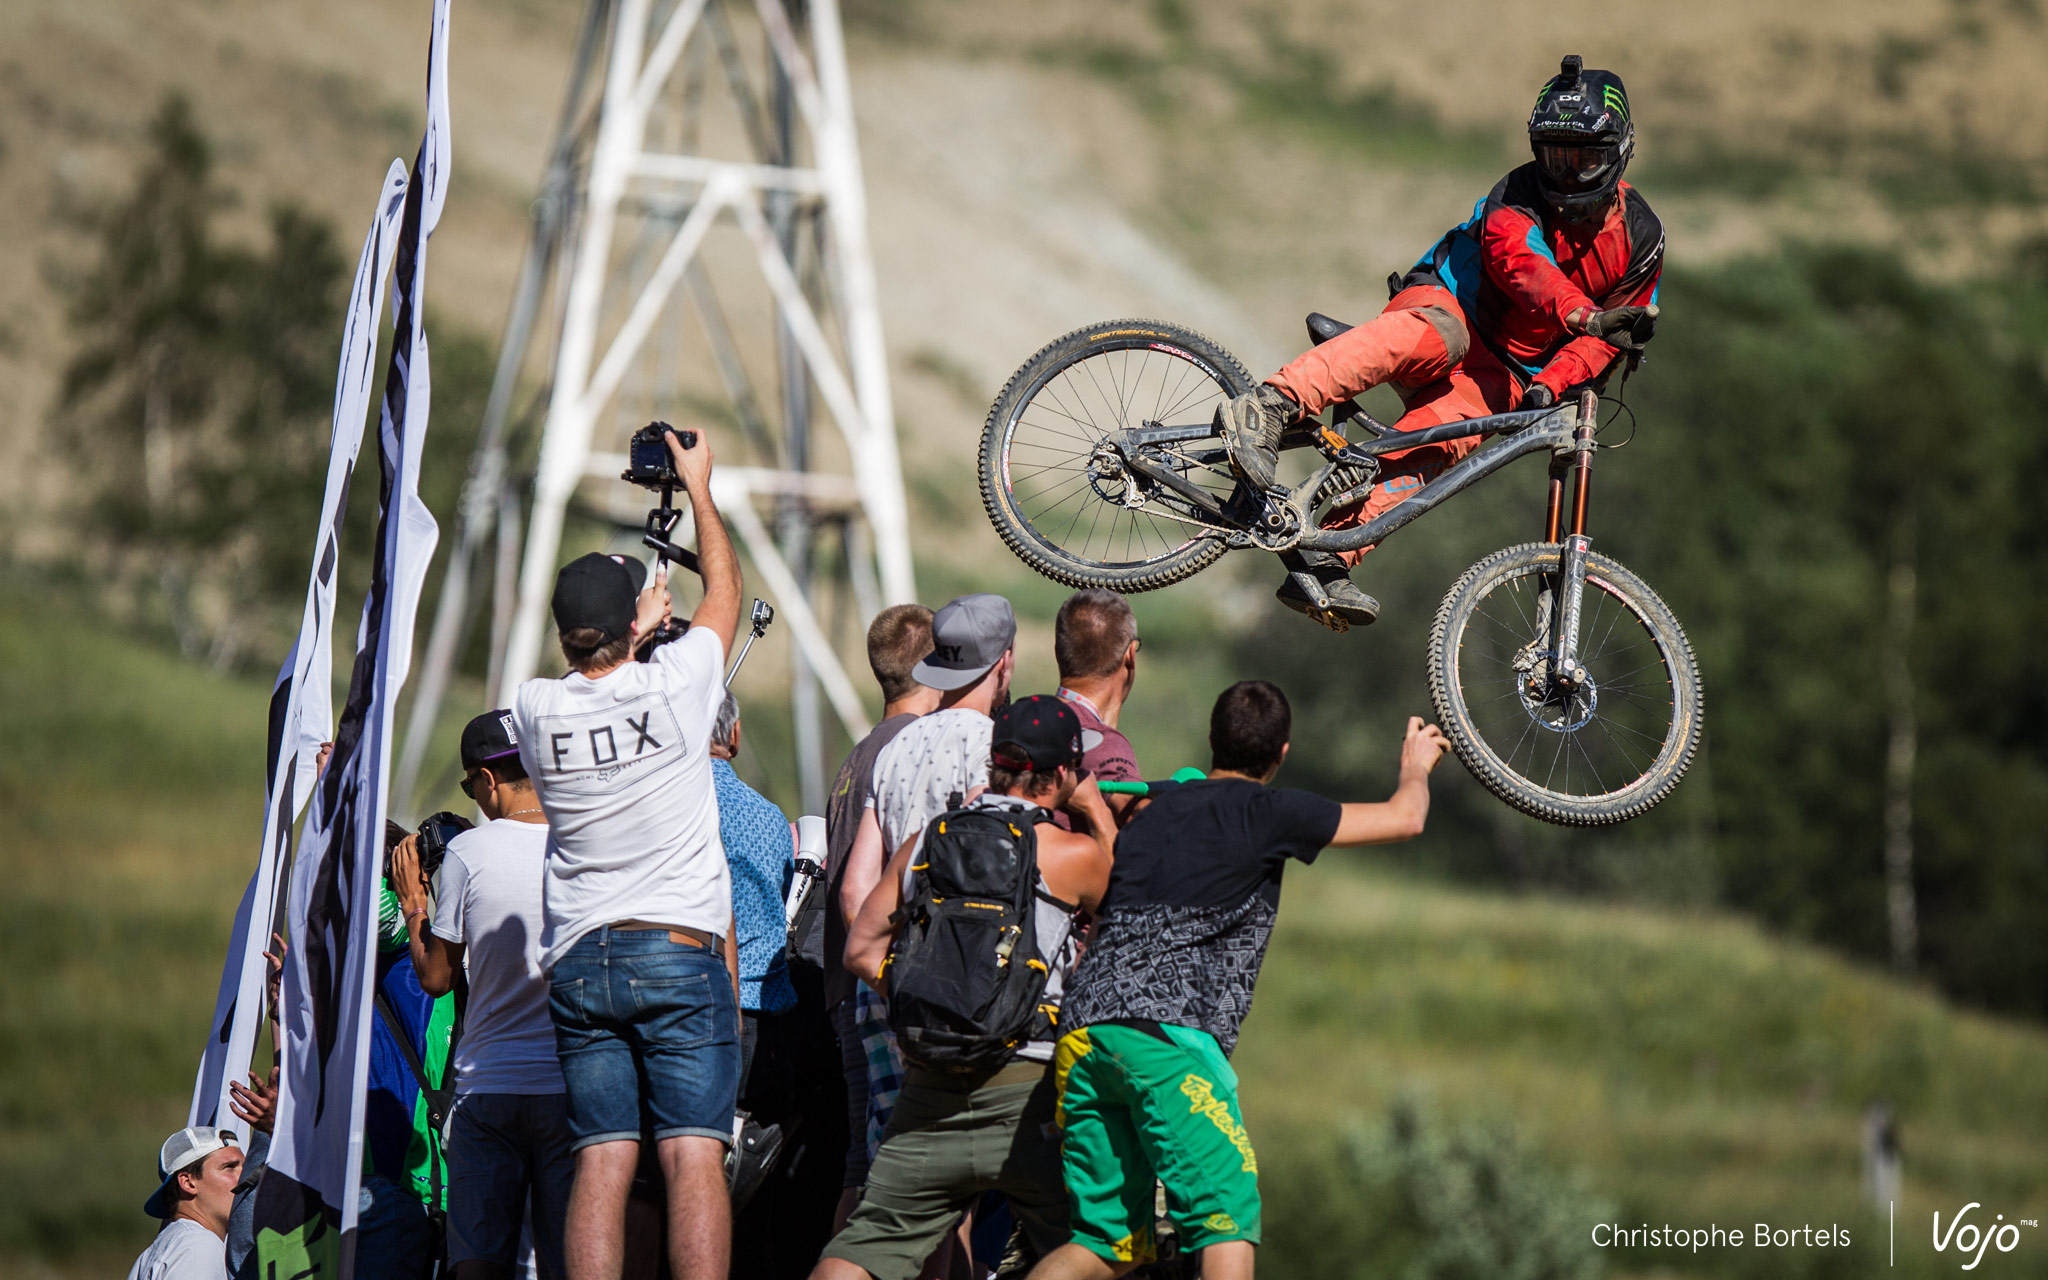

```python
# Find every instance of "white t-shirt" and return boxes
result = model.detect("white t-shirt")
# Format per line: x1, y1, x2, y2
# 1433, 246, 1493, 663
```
514, 627, 729, 971
431, 818, 564, 1095
866, 705, 992, 853
126, 1218, 222, 1280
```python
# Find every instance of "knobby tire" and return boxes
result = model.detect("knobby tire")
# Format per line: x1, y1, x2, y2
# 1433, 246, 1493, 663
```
1427, 542, 1703, 825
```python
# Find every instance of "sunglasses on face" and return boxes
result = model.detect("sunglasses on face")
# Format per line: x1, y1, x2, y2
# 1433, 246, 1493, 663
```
459, 770, 484, 799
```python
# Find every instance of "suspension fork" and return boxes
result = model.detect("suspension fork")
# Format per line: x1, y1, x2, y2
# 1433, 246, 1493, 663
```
1546, 392, 1599, 687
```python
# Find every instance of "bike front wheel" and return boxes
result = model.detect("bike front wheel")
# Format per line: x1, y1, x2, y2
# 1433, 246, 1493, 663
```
979, 319, 1253, 592
1427, 542, 1703, 825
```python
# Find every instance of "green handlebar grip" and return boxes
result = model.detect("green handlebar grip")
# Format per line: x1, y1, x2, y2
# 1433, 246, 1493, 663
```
1097, 769, 1206, 798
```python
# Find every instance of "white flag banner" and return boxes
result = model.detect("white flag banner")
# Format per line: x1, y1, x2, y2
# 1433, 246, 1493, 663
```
253, 1, 451, 1273
188, 155, 410, 1134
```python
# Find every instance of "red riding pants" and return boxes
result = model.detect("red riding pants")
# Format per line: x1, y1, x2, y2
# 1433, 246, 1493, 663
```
1265, 285, 1521, 563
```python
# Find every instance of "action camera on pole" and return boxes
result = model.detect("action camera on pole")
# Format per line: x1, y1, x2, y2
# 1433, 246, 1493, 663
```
622, 421, 702, 573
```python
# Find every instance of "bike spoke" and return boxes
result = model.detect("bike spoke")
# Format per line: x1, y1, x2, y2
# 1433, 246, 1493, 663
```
1000, 343, 1238, 567
1458, 563, 1680, 800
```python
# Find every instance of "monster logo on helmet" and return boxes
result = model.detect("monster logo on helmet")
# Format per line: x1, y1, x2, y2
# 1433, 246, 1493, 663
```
1527, 54, 1635, 222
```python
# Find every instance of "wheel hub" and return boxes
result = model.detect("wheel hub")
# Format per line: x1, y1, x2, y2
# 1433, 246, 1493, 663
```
1513, 646, 1598, 733
1086, 442, 1149, 509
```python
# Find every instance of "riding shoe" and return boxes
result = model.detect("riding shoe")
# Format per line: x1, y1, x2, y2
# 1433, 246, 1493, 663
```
1217, 384, 1300, 493
1276, 550, 1379, 631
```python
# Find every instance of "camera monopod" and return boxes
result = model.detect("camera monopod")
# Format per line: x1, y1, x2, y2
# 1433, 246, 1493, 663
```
724, 598, 775, 686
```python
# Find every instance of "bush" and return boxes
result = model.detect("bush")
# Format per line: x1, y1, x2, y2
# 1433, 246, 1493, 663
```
1261, 1099, 1610, 1280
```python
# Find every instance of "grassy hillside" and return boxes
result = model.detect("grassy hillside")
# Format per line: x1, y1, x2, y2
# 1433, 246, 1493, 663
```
1242, 870, 2048, 1277
0, 569, 275, 1277
4, 572, 2045, 1278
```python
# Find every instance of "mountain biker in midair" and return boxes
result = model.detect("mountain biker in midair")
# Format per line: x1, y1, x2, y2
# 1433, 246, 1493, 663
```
1220, 54, 1664, 629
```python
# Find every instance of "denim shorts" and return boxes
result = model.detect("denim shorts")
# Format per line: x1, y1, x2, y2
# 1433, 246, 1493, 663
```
547, 927, 741, 1150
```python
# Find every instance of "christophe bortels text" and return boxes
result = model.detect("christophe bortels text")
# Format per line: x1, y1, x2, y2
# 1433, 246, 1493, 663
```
1591, 1223, 1852, 1253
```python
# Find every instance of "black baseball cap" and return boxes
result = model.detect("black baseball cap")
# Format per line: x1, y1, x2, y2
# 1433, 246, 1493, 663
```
461, 709, 522, 772
551, 552, 648, 642
911, 593, 1016, 691
991, 695, 1085, 773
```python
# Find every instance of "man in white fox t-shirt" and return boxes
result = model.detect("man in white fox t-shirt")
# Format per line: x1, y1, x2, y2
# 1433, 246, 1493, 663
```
511, 425, 742, 1280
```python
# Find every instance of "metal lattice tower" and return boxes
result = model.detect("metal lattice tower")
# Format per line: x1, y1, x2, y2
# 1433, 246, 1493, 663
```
397, 0, 912, 813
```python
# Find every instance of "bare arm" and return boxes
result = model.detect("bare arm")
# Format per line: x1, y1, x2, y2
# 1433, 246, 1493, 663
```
1057, 778, 1117, 910
389, 836, 464, 997
667, 427, 742, 656
840, 806, 886, 931
845, 833, 919, 990
1330, 718, 1451, 846
1037, 829, 1113, 915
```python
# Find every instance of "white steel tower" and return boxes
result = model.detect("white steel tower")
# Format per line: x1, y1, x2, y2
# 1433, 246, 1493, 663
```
399, 0, 912, 813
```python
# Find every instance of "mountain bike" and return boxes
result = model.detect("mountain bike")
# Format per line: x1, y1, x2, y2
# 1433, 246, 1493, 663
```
976, 317, 1702, 826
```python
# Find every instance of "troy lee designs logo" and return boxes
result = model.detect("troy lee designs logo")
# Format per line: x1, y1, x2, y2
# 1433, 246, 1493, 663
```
1934, 1204, 2037, 1270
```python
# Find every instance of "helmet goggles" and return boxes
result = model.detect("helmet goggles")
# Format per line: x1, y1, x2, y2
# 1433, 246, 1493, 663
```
1534, 140, 1623, 193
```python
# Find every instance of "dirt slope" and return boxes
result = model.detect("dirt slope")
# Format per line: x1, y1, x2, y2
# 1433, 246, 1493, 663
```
4, 0, 2041, 567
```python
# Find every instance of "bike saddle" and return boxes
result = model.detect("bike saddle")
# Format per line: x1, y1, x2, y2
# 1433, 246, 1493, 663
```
1305, 312, 1354, 346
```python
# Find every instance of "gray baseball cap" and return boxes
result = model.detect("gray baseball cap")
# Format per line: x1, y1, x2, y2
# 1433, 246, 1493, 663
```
911, 593, 1016, 691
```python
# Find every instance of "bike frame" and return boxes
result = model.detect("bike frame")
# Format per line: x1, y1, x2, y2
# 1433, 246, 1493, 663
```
1115, 389, 1603, 671
1113, 393, 1597, 555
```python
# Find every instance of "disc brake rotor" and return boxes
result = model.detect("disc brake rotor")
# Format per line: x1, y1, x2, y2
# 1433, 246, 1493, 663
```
1513, 644, 1598, 733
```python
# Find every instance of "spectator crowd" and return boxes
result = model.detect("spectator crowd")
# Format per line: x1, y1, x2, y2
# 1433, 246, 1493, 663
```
130, 427, 1450, 1280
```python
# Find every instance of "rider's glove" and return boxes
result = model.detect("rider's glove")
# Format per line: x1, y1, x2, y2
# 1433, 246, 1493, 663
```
1574, 304, 1659, 351
1522, 382, 1556, 410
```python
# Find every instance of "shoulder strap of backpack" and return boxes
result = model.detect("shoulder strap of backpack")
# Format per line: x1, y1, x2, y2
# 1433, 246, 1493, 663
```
374, 990, 455, 1130
373, 990, 451, 1231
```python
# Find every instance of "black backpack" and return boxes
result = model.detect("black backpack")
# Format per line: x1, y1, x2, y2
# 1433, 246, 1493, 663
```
885, 801, 1072, 1074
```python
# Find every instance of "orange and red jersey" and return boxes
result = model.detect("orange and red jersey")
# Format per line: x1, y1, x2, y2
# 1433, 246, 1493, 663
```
1398, 162, 1664, 398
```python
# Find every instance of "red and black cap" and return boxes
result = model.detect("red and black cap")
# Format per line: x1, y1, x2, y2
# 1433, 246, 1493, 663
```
550, 552, 648, 643
990, 695, 1084, 774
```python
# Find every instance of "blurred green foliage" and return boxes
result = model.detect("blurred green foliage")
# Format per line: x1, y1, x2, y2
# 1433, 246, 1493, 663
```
1228, 244, 2048, 1020
49, 92, 493, 674
1239, 866, 2048, 1279
1261, 1099, 1611, 1280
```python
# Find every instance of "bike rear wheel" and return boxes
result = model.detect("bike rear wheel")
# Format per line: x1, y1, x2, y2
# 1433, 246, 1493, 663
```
979, 319, 1253, 592
1427, 542, 1703, 825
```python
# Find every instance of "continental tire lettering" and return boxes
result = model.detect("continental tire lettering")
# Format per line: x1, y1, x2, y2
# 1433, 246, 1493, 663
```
1089, 329, 1168, 340
1180, 1074, 1257, 1173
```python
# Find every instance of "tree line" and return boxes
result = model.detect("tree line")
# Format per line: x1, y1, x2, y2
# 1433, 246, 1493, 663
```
1236, 242, 2048, 1021
50, 94, 491, 671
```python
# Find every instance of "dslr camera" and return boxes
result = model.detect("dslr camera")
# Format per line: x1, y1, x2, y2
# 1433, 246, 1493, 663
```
623, 422, 704, 572
621, 422, 699, 491
385, 811, 474, 884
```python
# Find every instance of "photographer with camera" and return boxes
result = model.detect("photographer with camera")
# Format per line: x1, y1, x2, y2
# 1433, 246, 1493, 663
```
390, 710, 573, 1280
361, 820, 458, 1280
511, 424, 743, 1280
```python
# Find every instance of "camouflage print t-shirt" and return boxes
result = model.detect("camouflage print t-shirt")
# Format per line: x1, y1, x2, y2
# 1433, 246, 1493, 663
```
1059, 778, 1340, 1056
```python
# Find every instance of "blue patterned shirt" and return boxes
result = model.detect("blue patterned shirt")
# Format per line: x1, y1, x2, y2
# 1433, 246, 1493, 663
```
713, 759, 796, 1013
